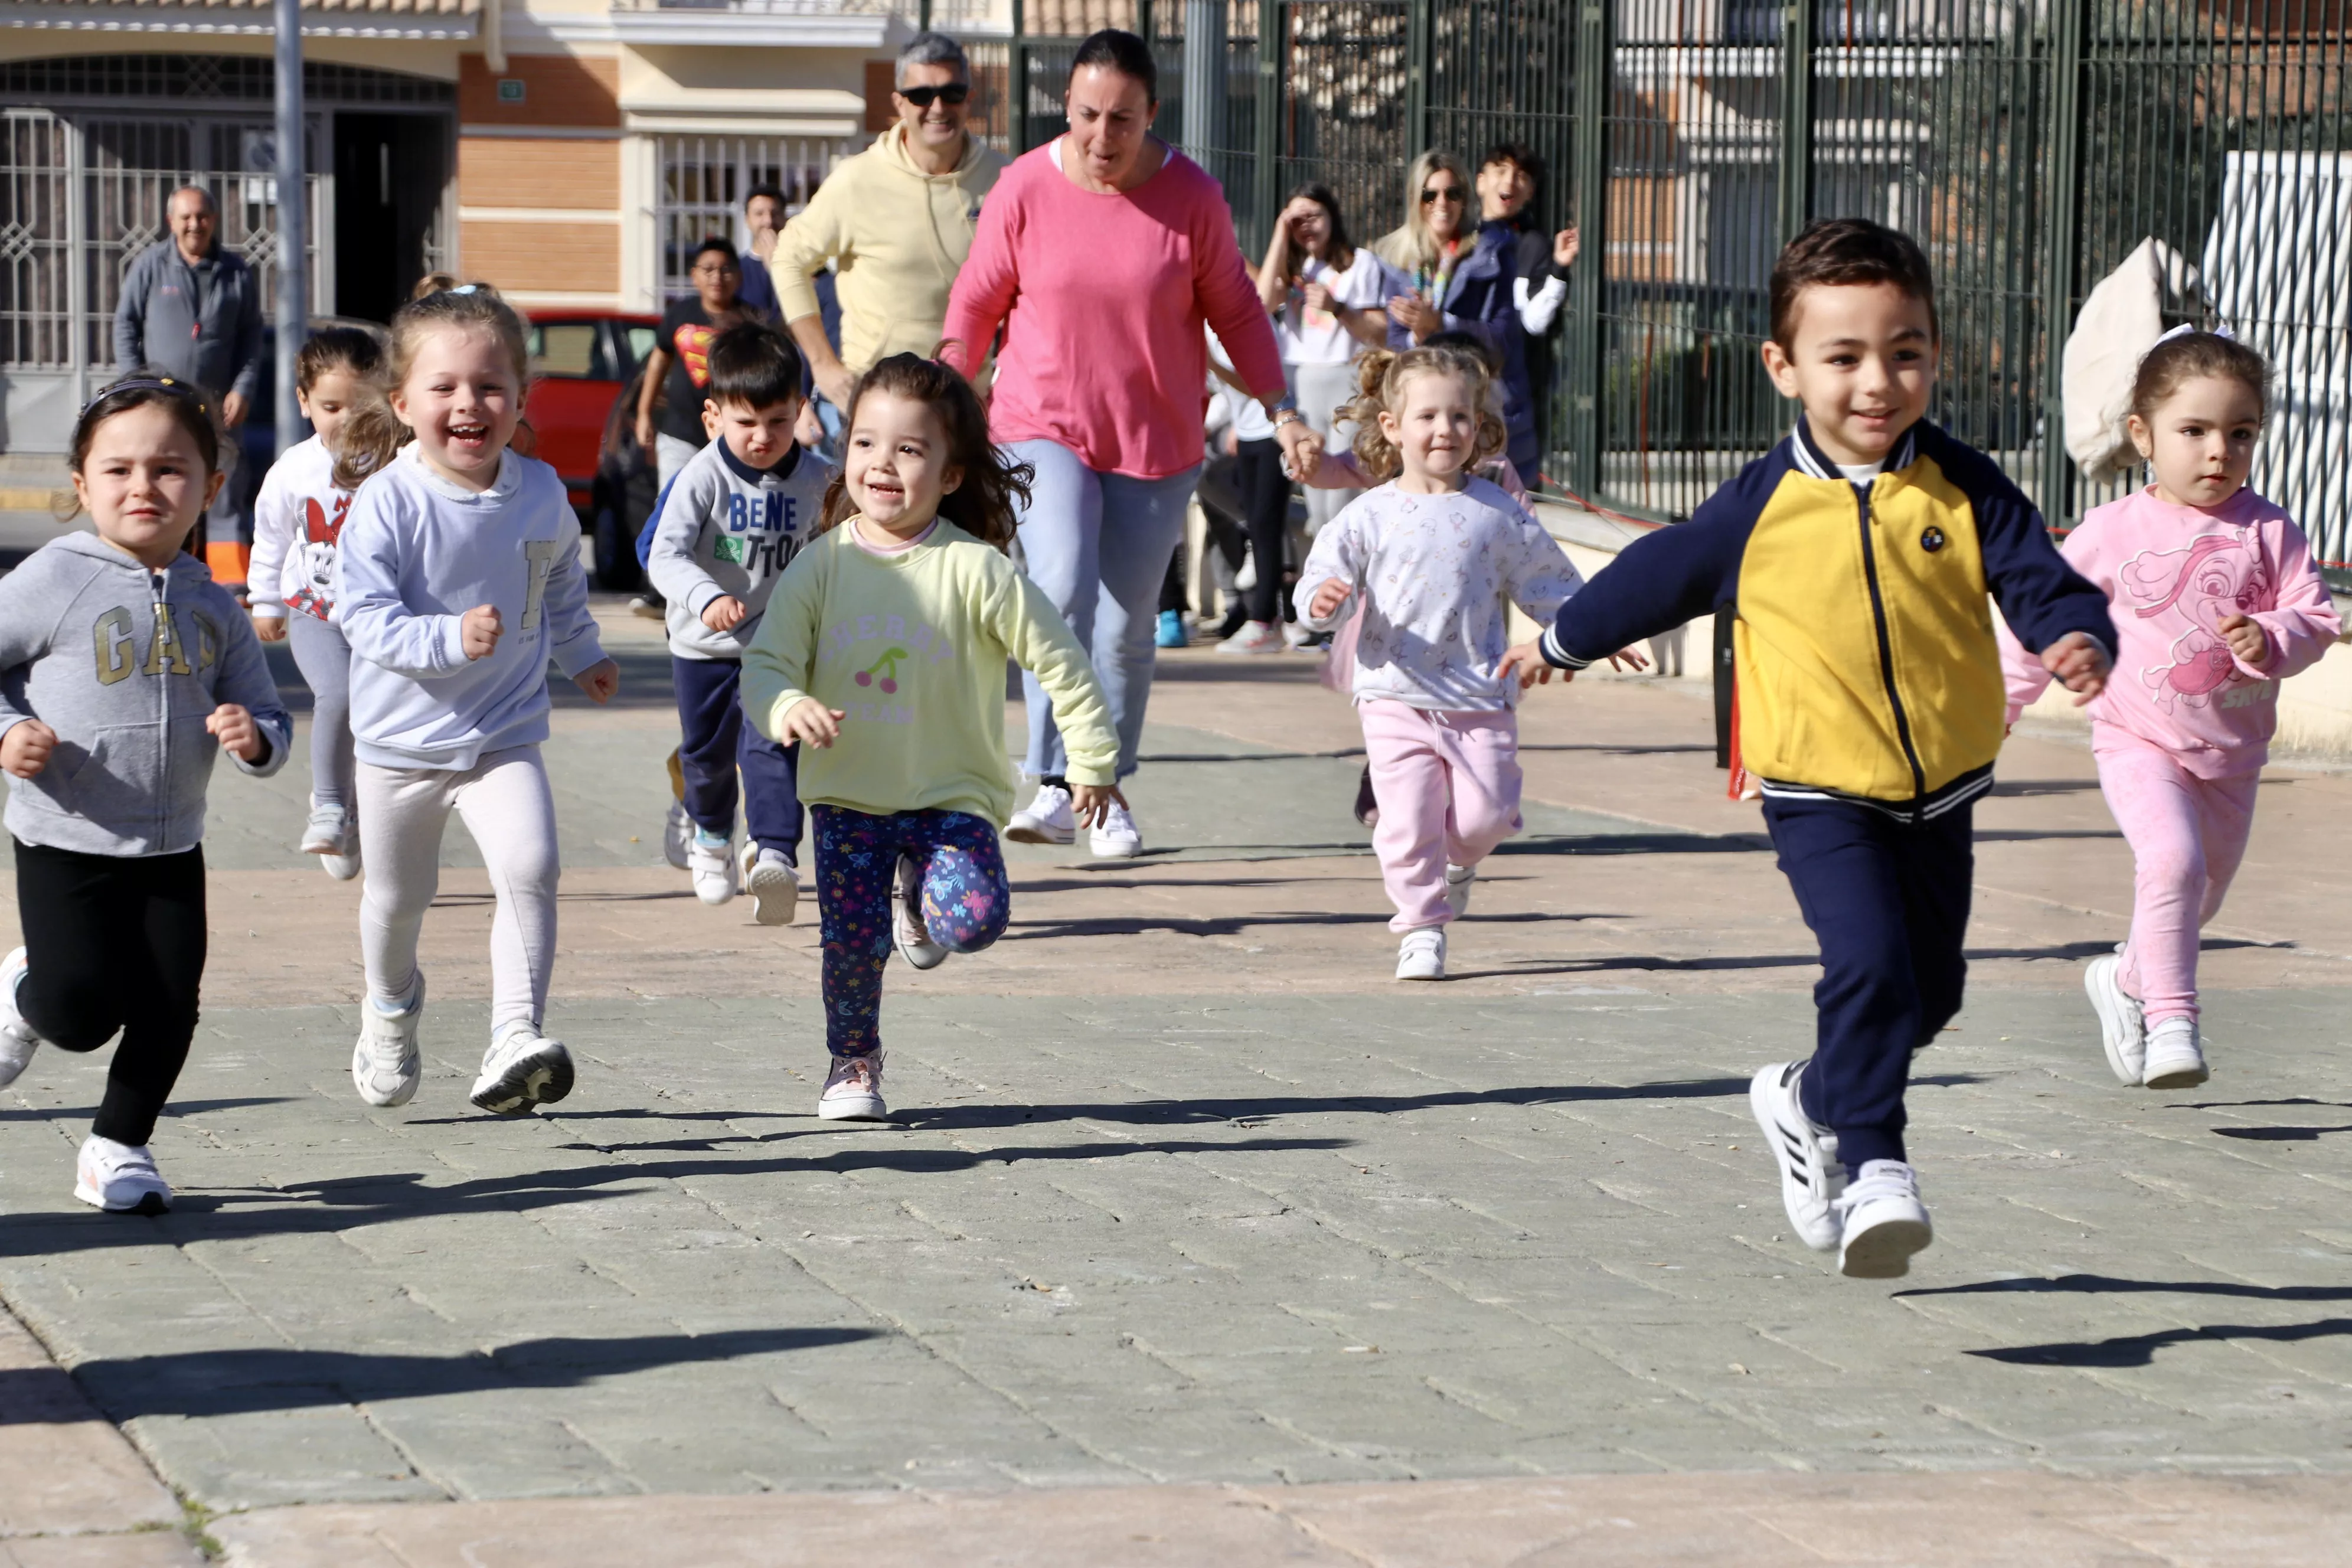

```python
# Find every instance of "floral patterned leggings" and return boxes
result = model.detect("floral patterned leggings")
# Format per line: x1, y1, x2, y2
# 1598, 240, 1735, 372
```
812, 804, 1011, 1058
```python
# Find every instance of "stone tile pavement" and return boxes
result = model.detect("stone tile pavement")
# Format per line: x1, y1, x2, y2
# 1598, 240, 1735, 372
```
0, 608, 2344, 1562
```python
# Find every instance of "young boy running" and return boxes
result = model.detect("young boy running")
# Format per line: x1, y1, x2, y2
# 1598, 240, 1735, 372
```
1504, 219, 2116, 1278
646, 322, 832, 923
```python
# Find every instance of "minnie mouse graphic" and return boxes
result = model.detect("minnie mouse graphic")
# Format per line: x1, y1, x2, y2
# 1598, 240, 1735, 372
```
286, 492, 352, 620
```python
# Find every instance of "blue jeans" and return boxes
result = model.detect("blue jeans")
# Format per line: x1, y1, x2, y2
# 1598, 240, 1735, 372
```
1007, 439, 1203, 781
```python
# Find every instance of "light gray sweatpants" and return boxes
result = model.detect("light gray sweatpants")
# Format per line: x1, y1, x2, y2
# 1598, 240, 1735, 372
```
285, 612, 356, 811
358, 744, 559, 1038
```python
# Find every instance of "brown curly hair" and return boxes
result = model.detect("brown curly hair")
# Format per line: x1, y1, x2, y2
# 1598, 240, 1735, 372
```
818, 352, 1032, 551
1341, 345, 1508, 484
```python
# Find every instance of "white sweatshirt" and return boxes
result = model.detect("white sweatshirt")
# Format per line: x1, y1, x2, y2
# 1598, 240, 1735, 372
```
248, 434, 354, 622
334, 446, 607, 770
645, 436, 832, 661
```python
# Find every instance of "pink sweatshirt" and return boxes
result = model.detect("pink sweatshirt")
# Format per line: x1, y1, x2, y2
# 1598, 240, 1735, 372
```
942, 142, 1285, 480
2001, 484, 2342, 776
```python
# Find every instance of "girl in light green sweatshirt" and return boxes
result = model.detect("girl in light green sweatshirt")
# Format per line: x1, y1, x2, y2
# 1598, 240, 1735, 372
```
743, 354, 1119, 1122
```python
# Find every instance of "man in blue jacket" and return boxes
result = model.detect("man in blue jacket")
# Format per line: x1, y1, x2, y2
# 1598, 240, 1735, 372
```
112, 185, 264, 588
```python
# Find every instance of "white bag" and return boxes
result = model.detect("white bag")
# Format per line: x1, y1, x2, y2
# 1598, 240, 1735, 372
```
2062, 237, 2203, 483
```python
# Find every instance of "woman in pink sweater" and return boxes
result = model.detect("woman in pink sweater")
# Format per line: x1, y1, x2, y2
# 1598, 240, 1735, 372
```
941, 28, 1312, 858
2003, 331, 2340, 1092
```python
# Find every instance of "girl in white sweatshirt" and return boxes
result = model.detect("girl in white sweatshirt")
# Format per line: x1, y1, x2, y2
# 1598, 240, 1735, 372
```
246, 325, 383, 879
331, 285, 619, 1118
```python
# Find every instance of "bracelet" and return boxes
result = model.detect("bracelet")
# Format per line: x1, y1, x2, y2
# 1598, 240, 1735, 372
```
1271, 407, 1306, 430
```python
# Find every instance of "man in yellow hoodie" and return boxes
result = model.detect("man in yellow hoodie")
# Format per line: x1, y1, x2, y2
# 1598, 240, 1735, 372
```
773, 31, 1007, 414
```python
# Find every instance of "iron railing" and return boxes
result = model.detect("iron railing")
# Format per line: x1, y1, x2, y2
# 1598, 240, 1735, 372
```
969, 0, 2352, 576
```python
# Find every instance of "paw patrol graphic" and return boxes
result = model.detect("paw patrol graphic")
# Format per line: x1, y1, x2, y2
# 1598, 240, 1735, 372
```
2118, 532, 2270, 711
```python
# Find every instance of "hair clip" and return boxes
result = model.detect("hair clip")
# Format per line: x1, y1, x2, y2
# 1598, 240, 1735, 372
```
84, 375, 209, 415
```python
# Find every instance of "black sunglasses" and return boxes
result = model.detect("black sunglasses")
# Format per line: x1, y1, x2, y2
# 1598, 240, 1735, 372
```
1420, 185, 1465, 204
900, 83, 971, 108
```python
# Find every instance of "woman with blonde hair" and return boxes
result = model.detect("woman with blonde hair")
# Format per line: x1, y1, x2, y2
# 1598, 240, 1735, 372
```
1373, 152, 1472, 312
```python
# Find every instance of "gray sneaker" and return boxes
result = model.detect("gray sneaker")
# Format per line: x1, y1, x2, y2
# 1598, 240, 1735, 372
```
352, 974, 425, 1109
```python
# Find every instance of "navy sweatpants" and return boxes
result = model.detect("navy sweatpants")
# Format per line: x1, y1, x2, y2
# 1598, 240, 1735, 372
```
1762, 792, 1974, 1172
672, 656, 802, 860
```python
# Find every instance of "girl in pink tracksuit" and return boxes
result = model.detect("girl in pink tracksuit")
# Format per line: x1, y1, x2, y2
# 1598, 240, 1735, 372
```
2003, 331, 2340, 1090
1295, 344, 1591, 982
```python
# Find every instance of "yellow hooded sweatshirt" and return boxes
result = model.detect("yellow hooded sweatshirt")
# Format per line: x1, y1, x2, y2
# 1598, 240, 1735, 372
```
770, 124, 1008, 375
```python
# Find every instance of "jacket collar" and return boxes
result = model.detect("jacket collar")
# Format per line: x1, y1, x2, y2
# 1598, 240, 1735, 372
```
1790, 413, 1920, 481
717, 433, 798, 486
53, 530, 208, 584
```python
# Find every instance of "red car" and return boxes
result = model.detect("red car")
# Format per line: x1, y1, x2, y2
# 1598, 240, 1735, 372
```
524, 312, 658, 509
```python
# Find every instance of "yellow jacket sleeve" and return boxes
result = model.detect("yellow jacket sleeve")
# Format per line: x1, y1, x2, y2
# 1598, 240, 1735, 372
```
988, 565, 1119, 786
740, 547, 827, 740
772, 195, 848, 330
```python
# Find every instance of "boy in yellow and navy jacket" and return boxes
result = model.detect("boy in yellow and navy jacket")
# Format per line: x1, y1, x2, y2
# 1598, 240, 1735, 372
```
1507, 218, 2115, 1279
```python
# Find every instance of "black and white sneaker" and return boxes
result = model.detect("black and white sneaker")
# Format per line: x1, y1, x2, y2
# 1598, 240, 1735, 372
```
1749, 1060, 1844, 1252
469, 1025, 576, 1116
1835, 1158, 1933, 1279
893, 854, 948, 970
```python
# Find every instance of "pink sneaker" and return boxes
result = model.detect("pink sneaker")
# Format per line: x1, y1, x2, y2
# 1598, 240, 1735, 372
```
818, 1052, 888, 1121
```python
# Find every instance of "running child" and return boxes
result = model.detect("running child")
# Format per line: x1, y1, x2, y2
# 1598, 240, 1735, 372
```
0, 377, 292, 1211
2003, 330, 2340, 1091
1294, 345, 1589, 981
246, 324, 383, 880
1502, 219, 2117, 1278
742, 354, 1118, 1122
334, 286, 620, 1116
646, 321, 830, 923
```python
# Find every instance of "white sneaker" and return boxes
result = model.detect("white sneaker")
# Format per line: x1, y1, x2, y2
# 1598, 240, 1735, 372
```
2142, 1017, 2210, 1090
1007, 783, 1076, 846
1234, 551, 1259, 592
743, 844, 798, 926
1395, 927, 1446, 981
352, 974, 424, 1109
689, 831, 737, 906
1282, 620, 1317, 650
818, 1052, 888, 1120
300, 801, 357, 857
1217, 620, 1285, 656
74, 1135, 170, 1214
1445, 864, 1475, 920
0, 946, 41, 1089
321, 844, 362, 882
662, 799, 693, 871
1090, 799, 1144, 859
2084, 950, 2145, 1085
470, 1024, 576, 1116
894, 854, 948, 971
1749, 1060, 1844, 1252
1835, 1158, 1933, 1279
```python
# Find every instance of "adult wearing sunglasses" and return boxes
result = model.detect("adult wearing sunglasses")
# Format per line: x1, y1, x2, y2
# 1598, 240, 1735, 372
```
1374, 152, 1474, 333
943, 28, 1312, 859
772, 30, 1006, 417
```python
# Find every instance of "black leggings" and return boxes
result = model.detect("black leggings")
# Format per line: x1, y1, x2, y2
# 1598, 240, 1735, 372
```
1234, 436, 1293, 625
12, 839, 206, 1146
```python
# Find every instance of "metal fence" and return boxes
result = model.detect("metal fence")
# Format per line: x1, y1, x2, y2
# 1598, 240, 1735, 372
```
974, 0, 2352, 577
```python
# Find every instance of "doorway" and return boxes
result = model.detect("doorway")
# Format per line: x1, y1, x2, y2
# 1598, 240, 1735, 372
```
334, 113, 447, 322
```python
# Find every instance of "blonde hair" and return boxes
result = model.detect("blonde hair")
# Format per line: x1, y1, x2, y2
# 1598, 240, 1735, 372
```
1371, 151, 1470, 279
334, 283, 532, 489
1342, 345, 1507, 484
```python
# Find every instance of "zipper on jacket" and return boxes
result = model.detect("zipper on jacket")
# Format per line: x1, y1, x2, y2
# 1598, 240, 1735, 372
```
1852, 484, 1928, 803
152, 569, 170, 842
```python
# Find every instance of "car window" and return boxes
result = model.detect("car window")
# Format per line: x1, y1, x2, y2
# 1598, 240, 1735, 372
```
623, 326, 658, 370
531, 323, 598, 379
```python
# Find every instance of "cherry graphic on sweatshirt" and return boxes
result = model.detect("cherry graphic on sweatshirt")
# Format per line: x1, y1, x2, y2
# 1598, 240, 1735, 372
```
854, 647, 909, 695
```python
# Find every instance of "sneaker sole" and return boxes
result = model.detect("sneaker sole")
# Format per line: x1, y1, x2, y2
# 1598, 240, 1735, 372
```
1090, 838, 1143, 860
322, 853, 362, 881
1394, 966, 1445, 981
746, 865, 798, 926
1840, 1209, 1933, 1279
896, 927, 949, 971
73, 1181, 169, 1216
2083, 957, 2144, 1086
817, 1096, 890, 1121
470, 1042, 576, 1116
2143, 1059, 2211, 1090
1748, 1066, 1843, 1252
1005, 822, 1076, 845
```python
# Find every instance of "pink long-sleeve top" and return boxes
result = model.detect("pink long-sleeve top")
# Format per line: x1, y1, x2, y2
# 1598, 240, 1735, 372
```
2000, 484, 2343, 776
942, 142, 1286, 480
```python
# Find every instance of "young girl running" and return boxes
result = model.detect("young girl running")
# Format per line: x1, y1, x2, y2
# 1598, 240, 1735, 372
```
0, 377, 292, 1211
742, 354, 1118, 1122
334, 286, 620, 1116
247, 325, 383, 880
2003, 329, 2339, 1090
1294, 345, 1592, 981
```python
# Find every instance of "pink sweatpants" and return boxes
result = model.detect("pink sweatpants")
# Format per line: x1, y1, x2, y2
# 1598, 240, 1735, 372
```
2095, 727, 2259, 1024
1360, 699, 1523, 931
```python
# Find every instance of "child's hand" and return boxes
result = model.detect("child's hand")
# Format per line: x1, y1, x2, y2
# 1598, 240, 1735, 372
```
702, 595, 749, 633
1070, 781, 1126, 829
1306, 578, 1351, 620
782, 698, 843, 749
1, 720, 57, 779
572, 658, 620, 705
207, 704, 265, 763
1497, 639, 1562, 690
460, 605, 503, 660
251, 612, 288, 643
2219, 613, 2270, 667
1605, 646, 1650, 672
2041, 630, 2112, 704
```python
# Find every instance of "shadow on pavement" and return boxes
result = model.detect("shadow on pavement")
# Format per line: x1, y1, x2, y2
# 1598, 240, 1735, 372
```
1897, 1275, 2352, 1368
895, 1077, 1752, 1132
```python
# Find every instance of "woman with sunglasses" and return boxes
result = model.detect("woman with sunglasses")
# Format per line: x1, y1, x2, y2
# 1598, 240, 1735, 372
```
1374, 152, 1474, 330
943, 28, 1315, 859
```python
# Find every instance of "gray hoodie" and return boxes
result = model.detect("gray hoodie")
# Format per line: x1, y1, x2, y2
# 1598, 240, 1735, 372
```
0, 534, 291, 857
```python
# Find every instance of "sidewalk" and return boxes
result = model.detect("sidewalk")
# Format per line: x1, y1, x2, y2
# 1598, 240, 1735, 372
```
0, 615, 2347, 1563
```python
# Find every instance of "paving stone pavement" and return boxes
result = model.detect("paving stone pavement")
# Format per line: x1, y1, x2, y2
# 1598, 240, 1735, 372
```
0, 608, 2346, 1561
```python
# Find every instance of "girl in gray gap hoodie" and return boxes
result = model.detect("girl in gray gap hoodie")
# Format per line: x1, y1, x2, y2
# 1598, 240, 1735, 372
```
0, 377, 290, 1216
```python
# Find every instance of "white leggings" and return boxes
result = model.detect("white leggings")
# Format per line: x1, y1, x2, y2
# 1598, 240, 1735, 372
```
357, 744, 559, 1038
